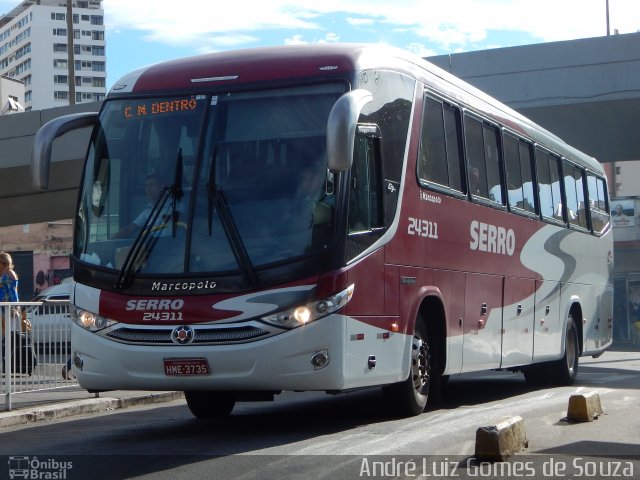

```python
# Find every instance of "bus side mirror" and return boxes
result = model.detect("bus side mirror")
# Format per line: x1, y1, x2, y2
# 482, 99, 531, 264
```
31, 112, 98, 190
326, 89, 373, 173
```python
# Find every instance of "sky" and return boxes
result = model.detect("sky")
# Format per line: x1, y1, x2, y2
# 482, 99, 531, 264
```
1, 0, 640, 90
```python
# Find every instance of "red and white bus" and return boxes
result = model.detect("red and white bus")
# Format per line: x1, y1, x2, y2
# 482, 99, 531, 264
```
32, 44, 613, 418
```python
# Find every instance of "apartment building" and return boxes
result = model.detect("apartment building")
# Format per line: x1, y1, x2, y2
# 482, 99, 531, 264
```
0, 0, 105, 111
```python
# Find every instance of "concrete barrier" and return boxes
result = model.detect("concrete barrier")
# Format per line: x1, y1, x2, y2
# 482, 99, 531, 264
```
567, 392, 603, 422
474, 416, 529, 461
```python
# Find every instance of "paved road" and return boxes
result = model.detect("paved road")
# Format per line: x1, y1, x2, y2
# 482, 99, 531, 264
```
0, 351, 638, 480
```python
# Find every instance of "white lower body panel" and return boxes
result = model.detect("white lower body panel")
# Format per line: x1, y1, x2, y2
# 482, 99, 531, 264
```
72, 314, 409, 392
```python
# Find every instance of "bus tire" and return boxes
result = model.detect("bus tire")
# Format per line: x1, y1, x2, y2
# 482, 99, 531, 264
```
553, 314, 579, 385
184, 391, 236, 418
383, 315, 440, 416
524, 314, 579, 386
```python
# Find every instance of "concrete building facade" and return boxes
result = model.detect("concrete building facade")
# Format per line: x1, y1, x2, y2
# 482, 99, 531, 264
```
0, 221, 72, 298
0, 0, 106, 111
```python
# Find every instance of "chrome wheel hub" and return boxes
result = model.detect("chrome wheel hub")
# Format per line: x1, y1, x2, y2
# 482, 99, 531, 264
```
411, 335, 429, 395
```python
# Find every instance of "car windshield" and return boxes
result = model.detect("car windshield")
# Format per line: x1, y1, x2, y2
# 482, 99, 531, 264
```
74, 83, 343, 277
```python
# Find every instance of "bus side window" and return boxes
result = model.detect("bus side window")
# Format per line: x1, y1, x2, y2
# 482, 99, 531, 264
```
483, 124, 502, 204
418, 97, 448, 186
536, 148, 565, 223
519, 142, 536, 214
464, 115, 503, 204
346, 126, 384, 261
464, 116, 489, 198
505, 134, 537, 214
504, 133, 523, 210
418, 96, 463, 192
587, 174, 610, 234
563, 160, 588, 229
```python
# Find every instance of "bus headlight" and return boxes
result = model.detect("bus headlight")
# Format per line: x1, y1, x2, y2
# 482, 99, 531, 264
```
260, 284, 354, 329
70, 306, 116, 331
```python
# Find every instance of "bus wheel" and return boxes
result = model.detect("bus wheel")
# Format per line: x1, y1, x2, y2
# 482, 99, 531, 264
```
524, 314, 579, 386
554, 314, 579, 385
383, 316, 438, 416
184, 391, 236, 418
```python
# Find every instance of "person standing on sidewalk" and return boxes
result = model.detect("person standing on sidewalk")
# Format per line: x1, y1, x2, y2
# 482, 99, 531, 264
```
0, 251, 19, 301
0, 251, 19, 330
1, 251, 20, 372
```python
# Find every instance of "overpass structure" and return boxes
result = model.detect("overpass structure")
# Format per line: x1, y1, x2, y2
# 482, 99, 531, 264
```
1, 32, 640, 228
0, 101, 98, 227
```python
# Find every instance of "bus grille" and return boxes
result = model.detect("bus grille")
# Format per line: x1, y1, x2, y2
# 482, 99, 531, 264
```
105, 325, 271, 345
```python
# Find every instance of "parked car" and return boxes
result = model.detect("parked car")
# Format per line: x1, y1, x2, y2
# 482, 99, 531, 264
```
26, 283, 71, 349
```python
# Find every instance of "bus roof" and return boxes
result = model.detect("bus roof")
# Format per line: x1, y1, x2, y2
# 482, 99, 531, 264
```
109, 43, 603, 175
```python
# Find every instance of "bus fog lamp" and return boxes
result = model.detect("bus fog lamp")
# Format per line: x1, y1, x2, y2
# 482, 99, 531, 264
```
73, 353, 84, 371
311, 350, 329, 369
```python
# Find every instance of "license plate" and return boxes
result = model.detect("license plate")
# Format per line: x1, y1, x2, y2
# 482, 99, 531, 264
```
164, 358, 210, 376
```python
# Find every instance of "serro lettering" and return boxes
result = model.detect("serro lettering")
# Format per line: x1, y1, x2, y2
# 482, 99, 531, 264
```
126, 299, 185, 311
470, 220, 515, 256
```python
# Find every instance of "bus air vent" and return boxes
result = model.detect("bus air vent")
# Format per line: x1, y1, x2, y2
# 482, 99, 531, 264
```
105, 325, 272, 345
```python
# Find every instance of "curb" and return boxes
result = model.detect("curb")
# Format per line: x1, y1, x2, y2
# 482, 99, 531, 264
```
0, 391, 184, 429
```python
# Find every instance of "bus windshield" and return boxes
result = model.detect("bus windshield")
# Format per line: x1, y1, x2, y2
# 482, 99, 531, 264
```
75, 83, 344, 278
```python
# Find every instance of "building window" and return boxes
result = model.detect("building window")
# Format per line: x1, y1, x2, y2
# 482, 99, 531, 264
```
53, 59, 68, 69
54, 75, 68, 84
53, 28, 67, 36
54, 91, 69, 100
90, 15, 104, 26
53, 43, 67, 53
92, 31, 104, 41
76, 92, 94, 102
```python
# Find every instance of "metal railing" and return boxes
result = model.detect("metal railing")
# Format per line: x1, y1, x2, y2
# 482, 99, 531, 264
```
1, 300, 77, 411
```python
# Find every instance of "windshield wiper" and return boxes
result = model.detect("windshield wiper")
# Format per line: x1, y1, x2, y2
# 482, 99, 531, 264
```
114, 187, 170, 289
114, 149, 184, 290
206, 147, 258, 286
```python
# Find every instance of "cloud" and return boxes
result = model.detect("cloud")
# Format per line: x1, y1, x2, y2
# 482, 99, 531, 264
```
346, 17, 376, 27
284, 34, 308, 45
41, 0, 640, 53
284, 31, 340, 45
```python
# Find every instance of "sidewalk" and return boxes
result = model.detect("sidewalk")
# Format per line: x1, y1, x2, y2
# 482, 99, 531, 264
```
0, 387, 184, 429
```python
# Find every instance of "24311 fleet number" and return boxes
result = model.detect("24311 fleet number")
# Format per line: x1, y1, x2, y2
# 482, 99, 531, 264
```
408, 217, 439, 239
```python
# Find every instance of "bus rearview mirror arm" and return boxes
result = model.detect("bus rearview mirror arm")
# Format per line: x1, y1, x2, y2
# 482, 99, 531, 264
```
31, 112, 98, 190
326, 89, 373, 173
